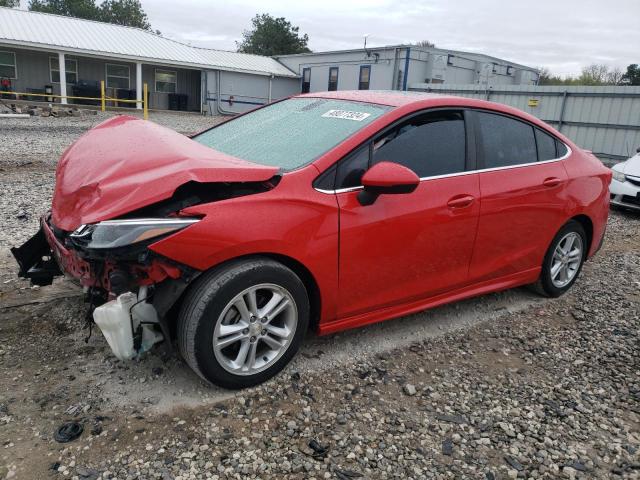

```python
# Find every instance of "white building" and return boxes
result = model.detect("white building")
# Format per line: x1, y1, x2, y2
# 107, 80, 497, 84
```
276, 45, 539, 93
0, 7, 299, 114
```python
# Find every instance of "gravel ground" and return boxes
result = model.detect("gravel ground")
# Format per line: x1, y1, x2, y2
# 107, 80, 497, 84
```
0, 114, 639, 479
0, 110, 219, 166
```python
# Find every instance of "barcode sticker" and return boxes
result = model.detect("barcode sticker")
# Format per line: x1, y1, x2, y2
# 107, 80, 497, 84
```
321, 110, 371, 121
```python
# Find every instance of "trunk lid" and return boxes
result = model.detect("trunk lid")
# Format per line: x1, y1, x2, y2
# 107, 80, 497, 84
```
51, 115, 278, 231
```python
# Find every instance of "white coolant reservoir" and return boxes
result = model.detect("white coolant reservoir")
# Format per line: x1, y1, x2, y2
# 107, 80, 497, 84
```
93, 288, 163, 360
93, 292, 137, 360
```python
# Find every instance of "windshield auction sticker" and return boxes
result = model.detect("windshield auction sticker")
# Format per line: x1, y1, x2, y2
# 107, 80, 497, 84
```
322, 110, 371, 121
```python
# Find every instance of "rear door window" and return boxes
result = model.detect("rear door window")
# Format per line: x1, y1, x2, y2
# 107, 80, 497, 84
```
476, 112, 537, 168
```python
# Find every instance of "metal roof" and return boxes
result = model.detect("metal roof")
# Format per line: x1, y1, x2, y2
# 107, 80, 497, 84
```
0, 7, 297, 77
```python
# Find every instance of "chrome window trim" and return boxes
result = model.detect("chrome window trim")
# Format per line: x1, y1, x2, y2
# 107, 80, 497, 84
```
314, 143, 572, 195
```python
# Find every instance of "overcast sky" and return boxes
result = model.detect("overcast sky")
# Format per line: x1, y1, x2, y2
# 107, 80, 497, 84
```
126, 0, 638, 76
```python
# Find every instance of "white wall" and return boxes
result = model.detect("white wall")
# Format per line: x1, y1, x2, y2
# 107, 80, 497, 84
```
203, 70, 299, 115
277, 46, 539, 92
278, 48, 402, 93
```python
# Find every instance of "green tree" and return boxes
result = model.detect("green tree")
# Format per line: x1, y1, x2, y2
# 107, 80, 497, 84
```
622, 64, 640, 85
577, 64, 610, 85
0, 0, 20, 7
29, 0, 100, 20
414, 40, 436, 48
237, 14, 311, 56
28, 0, 154, 30
538, 64, 629, 86
99, 0, 150, 30
536, 67, 571, 85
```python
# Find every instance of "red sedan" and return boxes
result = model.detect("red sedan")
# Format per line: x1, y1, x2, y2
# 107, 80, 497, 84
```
12, 91, 611, 388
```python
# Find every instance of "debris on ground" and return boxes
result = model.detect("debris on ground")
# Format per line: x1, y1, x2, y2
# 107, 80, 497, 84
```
53, 421, 83, 443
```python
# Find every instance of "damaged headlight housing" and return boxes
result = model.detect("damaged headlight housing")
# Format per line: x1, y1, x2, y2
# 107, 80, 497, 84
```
70, 218, 200, 250
611, 169, 626, 183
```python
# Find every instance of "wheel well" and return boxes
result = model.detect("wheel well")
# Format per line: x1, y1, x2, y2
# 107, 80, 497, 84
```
571, 214, 593, 253
165, 253, 322, 339
260, 253, 322, 333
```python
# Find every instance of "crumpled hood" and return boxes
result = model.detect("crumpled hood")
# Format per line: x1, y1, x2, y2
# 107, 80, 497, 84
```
51, 115, 279, 231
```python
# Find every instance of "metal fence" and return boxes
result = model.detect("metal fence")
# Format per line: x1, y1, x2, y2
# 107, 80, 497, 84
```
409, 83, 640, 164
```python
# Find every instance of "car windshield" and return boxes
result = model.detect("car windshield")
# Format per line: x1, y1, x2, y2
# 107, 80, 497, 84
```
193, 98, 391, 170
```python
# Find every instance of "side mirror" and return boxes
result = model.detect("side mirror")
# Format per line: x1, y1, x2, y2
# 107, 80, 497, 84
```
636, 146, 640, 153
358, 161, 420, 206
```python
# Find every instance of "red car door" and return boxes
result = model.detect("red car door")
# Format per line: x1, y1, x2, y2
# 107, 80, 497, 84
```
468, 110, 570, 282
334, 110, 481, 319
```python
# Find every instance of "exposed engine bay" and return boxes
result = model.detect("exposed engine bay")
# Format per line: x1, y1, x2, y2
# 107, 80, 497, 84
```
11, 178, 279, 360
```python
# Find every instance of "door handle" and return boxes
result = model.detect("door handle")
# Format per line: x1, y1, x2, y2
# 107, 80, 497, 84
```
543, 177, 562, 187
447, 194, 475, 209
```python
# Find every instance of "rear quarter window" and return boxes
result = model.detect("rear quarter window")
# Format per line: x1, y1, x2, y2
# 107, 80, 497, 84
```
556, 140, 569, 158
535, 128, 558, 161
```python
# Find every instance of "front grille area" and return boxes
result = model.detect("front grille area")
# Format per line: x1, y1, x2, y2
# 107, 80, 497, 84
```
621, 195, 640, 206
626, 176, 640, 187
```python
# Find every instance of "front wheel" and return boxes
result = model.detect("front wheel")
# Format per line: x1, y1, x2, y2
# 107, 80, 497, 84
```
533, 220, 587, 297
177, 258, 309, 389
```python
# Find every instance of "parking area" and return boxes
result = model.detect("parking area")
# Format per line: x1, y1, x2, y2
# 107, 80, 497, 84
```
0, 113, 639, 479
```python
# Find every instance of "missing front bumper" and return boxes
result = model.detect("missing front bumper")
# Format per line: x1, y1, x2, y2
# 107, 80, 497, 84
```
11, 227, 62, 286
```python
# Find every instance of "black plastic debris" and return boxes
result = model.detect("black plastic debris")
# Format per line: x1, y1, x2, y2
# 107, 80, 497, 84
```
442, 438, 453, 456
54, 421, 83, 443
334, 468, 363, 479
299, 439, 330, 460
434, 413, 466, 425
504, 455, 524, 471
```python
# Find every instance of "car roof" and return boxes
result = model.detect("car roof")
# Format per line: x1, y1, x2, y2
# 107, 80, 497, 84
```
295, 90, 571, 142
295, 90, 469, 107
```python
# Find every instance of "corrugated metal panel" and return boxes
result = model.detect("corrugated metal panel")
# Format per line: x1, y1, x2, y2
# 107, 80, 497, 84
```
409, 83, 640, 161
0, 7, 297, 77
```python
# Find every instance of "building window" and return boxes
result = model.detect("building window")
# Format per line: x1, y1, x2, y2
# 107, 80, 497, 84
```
106, 63, 130, 89
328, 67, 339, 91
359, 65, 371, 90
50, 57, 78, 84
0, 51, 16, 79
155, 69, 177, 93
301, 67, 311, 93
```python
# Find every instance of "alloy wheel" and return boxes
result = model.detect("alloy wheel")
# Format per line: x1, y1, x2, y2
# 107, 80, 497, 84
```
212, 283, 298, 376
550, 232, 583, 288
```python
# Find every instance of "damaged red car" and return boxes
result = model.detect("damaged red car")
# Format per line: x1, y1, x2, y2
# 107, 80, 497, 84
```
12, 91, 611, 389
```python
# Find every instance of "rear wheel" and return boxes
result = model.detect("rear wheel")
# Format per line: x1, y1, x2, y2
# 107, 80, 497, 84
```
533, 220, 587, 297
177, 258, 309, 389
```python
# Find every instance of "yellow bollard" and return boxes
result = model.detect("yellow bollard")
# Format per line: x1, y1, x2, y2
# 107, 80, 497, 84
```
100, 80, 105, 112
143, 83, 148, 120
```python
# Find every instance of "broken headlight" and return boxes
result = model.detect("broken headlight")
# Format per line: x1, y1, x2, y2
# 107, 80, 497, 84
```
69, 218, 200, 250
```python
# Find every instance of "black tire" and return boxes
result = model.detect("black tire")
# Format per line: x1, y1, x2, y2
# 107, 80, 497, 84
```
533, 220, 587, 298
177, 257, 309, 389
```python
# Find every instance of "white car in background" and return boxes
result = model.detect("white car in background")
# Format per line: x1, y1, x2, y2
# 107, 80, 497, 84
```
610, 148, 640, 211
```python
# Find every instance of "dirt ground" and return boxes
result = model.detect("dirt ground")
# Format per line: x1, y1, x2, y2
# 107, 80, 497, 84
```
0, 112, 638, 479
